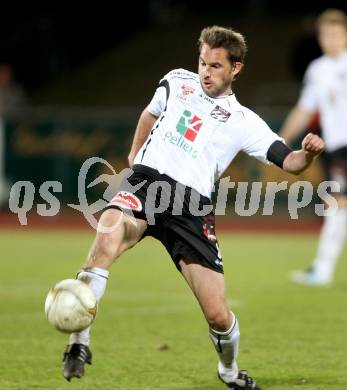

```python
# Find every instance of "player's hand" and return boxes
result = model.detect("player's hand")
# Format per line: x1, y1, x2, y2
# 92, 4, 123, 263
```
302, 133, 325, 157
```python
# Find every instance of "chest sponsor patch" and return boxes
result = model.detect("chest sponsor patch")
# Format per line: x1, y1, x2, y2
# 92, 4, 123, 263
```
109, 191, 142, 211
210, 105, 231, 123
176, 110, 203, 141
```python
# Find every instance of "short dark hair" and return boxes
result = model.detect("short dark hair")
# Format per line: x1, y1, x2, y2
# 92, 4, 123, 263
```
198, 26, 247, 64
317, 9, 347, 30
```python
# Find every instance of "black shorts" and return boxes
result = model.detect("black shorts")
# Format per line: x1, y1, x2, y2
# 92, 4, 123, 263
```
106, 164, 223, 273
322, 147, 347, 196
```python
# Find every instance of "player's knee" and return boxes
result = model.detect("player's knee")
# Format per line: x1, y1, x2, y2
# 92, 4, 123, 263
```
88, 209, 126, 261
206, 308, 231, 331
98, 208, 124, 231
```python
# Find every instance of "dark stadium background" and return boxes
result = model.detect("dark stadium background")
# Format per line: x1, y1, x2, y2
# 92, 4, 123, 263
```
1, 0, 346, 226
1, 1, 346, 93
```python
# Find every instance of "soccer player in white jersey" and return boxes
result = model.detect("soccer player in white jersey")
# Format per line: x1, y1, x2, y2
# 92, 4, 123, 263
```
281, 9, 347, 286
62, 26, 324, 389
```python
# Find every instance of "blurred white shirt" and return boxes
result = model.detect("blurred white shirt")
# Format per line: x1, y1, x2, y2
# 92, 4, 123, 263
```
298, 50, 347, 152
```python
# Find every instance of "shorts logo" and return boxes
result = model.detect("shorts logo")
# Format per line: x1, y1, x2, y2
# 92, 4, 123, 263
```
176, 110, 203, 142
214, 259, 223, 267
109, 191, 142, 211
210, 105, 231, 123
202, 215, 217, 242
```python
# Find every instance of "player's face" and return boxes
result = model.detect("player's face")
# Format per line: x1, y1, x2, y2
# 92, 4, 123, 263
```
318, 23, 347, 57
199, 44, 242, 97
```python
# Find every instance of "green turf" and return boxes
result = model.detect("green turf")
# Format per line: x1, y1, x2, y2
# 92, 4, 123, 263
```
0, 229, 346, 389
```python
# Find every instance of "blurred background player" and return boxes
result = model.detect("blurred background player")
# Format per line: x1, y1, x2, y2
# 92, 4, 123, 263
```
280, 9, 347, 286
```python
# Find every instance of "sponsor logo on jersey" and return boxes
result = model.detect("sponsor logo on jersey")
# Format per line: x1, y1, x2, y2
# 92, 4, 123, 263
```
176, 110, 202, 141
109, 191, 142, 211
163, 131, 198, 159
210, 105, 231, 123
162, 110, 201, 159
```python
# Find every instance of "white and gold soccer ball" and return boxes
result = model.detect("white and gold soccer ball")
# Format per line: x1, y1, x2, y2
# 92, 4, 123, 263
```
45, 279, 97, 333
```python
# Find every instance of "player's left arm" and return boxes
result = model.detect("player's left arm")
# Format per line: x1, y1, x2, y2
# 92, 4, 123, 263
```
268, 132, 325, 175
242, 113, 323, 175
282, 132, 324, 174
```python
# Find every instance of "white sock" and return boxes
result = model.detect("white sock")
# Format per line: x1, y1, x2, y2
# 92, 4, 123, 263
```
69, 267, 109, 346
209, 315, 240, 382
313, 207, 347, 281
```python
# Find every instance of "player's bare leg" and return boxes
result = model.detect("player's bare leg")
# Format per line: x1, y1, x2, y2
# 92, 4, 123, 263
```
179, 260, 260, 389
63, 209, 147, 381
291, 195, 347, 286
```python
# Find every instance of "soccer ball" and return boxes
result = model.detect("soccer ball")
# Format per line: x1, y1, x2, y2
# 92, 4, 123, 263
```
45, 279, 97, 333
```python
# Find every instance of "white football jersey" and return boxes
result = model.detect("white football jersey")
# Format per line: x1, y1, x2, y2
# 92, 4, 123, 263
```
298, 50, 347, 152
134, 68, 282, 198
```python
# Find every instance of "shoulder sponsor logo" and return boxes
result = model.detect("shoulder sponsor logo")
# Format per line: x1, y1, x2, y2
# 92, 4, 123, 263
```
109, 191, 142, 211
181, 84, 195, 95
176, 84, 195, 101
210, 105, 231, 123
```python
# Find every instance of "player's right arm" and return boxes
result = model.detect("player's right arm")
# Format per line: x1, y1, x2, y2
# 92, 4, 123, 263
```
128, 109, 158, 168
280, 61, 318, 145
279, 106, 314, 144
128, 71, 171, 167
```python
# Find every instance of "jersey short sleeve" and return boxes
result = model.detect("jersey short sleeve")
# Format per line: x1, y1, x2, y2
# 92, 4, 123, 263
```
241, 113, 283, 164
147, 76, 169, 117
298, 63, 318, 113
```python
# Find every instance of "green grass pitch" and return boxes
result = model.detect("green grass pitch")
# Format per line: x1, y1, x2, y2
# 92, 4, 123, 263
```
1, 229, 346, 389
